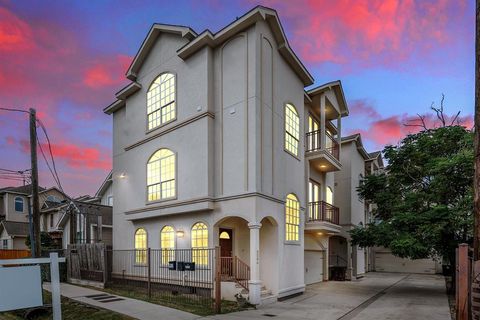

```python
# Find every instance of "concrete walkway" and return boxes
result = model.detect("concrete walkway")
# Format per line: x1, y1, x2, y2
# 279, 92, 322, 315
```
43, 282, 201, 320
209, 273, 451, 320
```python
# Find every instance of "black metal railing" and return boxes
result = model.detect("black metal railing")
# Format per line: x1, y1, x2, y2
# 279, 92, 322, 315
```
308, 201, 340, 225
306, 130, 340, 161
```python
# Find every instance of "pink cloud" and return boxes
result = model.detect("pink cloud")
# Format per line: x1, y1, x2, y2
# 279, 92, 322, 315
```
254, 0, 467, 68
347, 100, 473, 147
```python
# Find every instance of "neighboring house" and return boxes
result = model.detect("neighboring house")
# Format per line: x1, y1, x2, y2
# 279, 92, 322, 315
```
104, 6, 350, 304
0, 185, 66, 250
40, 171, 113, 249
332, 134, 382, 280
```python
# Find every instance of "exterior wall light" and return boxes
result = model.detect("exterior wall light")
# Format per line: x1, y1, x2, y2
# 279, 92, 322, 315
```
119, 172, 126, 179
176, 230, 185, 238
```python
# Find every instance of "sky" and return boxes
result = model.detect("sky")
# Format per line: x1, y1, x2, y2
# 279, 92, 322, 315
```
0, 0, 475, 197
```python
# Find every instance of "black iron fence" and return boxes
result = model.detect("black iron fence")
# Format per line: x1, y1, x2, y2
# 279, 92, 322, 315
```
106, 248, 220, 313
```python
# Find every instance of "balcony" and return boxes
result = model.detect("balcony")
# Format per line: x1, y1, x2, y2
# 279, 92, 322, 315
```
305, 130, 341, 172
305, 201, 341, 233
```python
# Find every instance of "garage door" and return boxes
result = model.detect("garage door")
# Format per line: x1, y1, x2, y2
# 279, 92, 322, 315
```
375, 251, 436, 274
305, 250, 324, 284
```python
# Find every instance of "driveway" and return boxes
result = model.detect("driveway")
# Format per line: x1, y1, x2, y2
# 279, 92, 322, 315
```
209, 272, 451, 320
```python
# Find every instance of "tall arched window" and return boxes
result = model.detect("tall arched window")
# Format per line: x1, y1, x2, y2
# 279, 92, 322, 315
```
147, 149, 176, 202
134, 228, 147, 264
147, 73, 176, 130
285, 193, 300, 242
14, 197, 24, 212
191, 222, 208, 265
285, 103, 300, 156
161, 226, 175, 264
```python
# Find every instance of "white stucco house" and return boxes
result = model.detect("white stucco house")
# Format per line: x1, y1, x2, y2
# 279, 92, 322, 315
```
103, 6, 364, 304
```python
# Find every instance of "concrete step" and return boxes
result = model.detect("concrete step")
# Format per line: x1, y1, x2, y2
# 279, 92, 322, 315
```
261, 293, 277, 305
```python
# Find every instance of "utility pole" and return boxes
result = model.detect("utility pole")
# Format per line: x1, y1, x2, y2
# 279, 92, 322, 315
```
29, 108, 41, 258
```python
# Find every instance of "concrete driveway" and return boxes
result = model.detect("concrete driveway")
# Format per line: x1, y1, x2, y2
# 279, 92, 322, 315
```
210, 272, 451, 320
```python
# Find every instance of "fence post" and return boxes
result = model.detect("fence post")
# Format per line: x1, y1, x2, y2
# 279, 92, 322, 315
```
457, 243, 469, 320
215, 246, 221, 314
147, 248, 151, 299
102, 245, 107, 287
50, 252, 62, 320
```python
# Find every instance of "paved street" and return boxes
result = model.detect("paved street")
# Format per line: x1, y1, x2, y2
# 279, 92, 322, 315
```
210, 272, 451, 320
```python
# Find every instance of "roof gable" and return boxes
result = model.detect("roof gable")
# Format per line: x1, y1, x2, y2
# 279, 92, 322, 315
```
126, 24, 197, 81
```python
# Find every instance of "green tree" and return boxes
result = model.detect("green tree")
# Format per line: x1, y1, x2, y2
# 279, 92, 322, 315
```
350, 125, 473, 264
25, 231, 54, 251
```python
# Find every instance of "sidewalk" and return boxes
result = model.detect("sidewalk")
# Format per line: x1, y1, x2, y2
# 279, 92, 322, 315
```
43, 282, 202, 320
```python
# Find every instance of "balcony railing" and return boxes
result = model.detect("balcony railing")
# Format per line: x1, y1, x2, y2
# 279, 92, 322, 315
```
305, 130, 340, 160
308, 201, 340, 225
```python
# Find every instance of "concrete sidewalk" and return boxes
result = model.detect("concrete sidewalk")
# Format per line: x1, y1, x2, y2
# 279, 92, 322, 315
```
43, 282, 201, 320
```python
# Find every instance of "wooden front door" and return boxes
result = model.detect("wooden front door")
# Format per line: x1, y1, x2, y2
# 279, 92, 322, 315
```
219, 228, 233, 257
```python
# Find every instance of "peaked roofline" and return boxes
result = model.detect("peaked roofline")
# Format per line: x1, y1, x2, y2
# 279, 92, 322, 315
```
126, 24, 197, 81
95, 170, 113, 198
125, 6, 313, 86
341, 133, 370, 160
307, 80, 349, 117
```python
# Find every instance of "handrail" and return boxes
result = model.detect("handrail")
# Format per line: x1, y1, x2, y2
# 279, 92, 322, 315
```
306, 130, 340, 160
308, 201, 340, 225
329, 254, 348, 267
219, 256, 250, 291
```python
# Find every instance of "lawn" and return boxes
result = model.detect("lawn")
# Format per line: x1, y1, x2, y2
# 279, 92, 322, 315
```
92, 284, 251, 316
0, 291, 134, 320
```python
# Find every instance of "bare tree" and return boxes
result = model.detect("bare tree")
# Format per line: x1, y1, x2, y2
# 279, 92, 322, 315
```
404, 94, 461, 130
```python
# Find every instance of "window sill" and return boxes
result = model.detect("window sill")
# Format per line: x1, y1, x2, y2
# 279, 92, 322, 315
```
146, 196, 178, 206
284, 148, 301, 162
284, 241, 301, 246
145, 117, 177, 135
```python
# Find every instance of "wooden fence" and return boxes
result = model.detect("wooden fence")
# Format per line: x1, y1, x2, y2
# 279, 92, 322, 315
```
0, 249, 31, 259
66, 243, 107, 287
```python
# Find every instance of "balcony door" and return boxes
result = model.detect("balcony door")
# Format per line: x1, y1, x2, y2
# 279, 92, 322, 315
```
308, 115, 320, 151
308, 180, 320, 220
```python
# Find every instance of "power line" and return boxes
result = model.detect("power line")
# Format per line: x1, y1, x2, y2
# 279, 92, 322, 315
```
36, 119, 63, 192
0, 107, 29, 113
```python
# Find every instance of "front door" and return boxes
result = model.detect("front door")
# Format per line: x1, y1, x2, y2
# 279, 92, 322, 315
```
219, 228, 233, 257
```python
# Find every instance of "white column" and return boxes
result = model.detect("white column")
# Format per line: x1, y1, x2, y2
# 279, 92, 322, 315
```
248, 222, 262, 305
346, 243, 353, 281
337, 115, 342, 161
320, 94, 326, 150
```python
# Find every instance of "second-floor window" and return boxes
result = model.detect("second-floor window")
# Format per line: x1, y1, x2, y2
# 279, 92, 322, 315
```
326, 186, 333, 205
285, 103, 299, 157
14, 197, 24, 212
147, 73, 176, 130
147, 149, 176, 202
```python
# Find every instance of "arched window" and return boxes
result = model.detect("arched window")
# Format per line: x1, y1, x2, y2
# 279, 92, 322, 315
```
191, 222, 208, 265
147, 149, 176, 202
326, 186, 333, 205
160, 226, 175, 264
147, 73, 176, 130
134, 228, 147, 264
285, 194, 300, 242
285, 103, 300, 156
14, 197, 24, 212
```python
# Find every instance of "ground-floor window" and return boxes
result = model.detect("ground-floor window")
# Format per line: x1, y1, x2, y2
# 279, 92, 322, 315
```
134, 228, 147, 264
160, 225, 175, 264
191, 222, 208, 265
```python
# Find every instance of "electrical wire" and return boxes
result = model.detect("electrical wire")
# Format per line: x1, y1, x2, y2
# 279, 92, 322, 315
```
36, 119, 63, 192
0, 107, 29, 113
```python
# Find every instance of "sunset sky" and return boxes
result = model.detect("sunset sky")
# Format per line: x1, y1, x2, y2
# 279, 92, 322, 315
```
0, 0, 475, 196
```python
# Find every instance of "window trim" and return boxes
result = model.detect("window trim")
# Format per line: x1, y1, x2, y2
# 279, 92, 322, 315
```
191, 221, 209, 266
283, 103, 301, 160
145, 72, 178, 134
14, 196, 24, 213
134, 227, 148, 266
160, 225, 176, 265
285, 193, 301, 244
146, 148, 178, 204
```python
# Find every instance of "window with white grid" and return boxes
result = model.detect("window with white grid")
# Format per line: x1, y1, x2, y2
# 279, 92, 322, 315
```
285, 193, 300, 242
135, 228, 147, 265
147, 149, 176, 202
285, 103, 299, 156
147, 73, 176, 130
160, 225, 175, 264
191, 222, 208, 266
